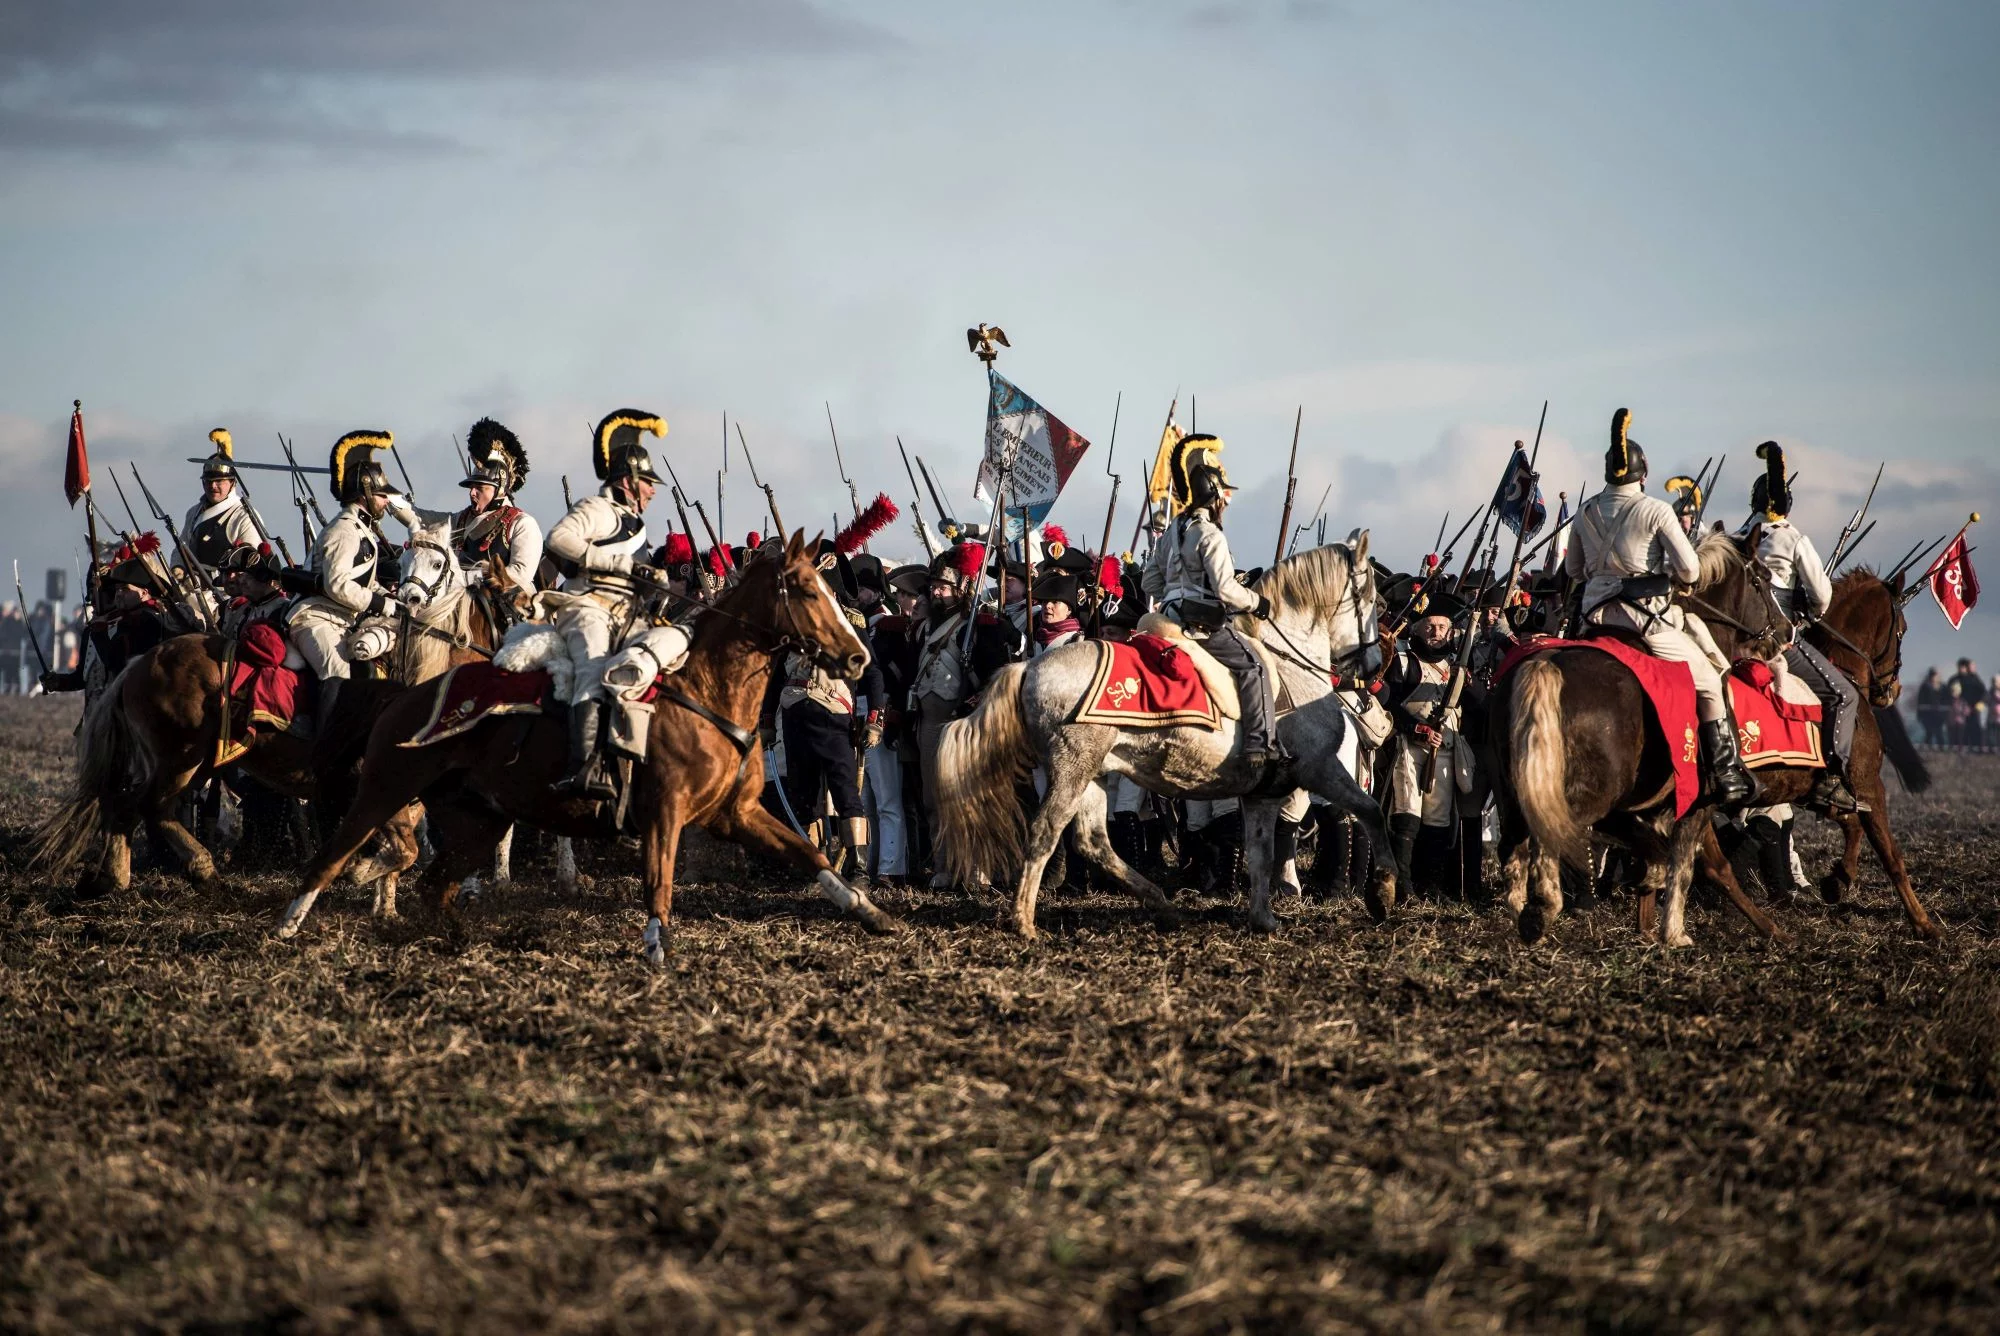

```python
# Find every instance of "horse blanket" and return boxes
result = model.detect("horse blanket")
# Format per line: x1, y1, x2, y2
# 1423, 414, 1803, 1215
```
1072, 633, 1220, 731
402, 661, 553, 747
217, 622, 302, 765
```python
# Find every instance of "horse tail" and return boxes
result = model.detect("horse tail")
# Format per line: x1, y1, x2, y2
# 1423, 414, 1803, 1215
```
27, 666, 144, 877
1509, 657, 1588, 870
935, 661, 1036, 887
1873, 703, 1932, 795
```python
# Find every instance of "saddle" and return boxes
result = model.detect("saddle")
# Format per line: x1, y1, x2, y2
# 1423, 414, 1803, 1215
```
1134, 614, 1241, 717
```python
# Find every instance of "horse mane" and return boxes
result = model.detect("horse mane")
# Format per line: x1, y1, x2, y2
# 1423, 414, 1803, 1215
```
1692, 530, 1747, 592
1254, 543, 1355, 629
1832, 566, 1886, 599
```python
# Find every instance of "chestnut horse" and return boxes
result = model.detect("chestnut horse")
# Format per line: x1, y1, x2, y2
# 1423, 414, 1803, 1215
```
275, 531, 902, 962
1692, 569, 1941, 939
30, 530, 511, 910
1491, 531, 1790, 948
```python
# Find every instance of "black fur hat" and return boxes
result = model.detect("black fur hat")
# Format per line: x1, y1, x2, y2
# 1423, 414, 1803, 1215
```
464, 417, 528, 493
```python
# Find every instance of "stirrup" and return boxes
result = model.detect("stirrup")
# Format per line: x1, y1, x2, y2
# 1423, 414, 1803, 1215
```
1809, 771, 1866, 815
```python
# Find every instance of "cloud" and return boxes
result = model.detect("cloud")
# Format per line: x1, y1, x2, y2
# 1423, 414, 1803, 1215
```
0, 0, 890, 158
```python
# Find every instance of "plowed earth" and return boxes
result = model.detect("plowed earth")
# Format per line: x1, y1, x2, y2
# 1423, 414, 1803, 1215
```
1, 695, 1996, 1333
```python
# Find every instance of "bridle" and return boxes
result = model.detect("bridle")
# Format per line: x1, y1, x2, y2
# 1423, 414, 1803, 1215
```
642, 554, 848, 675
1256, 549, 1377, 683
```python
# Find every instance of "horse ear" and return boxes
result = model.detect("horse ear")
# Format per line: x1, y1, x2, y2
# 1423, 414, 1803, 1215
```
1349, 528, 1369, 563
785, 528, 804, 559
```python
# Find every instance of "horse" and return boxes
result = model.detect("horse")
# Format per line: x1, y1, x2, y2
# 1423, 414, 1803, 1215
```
29, 521, 509, 912
1491, 530, 1791, 948
273, 530, 902, 960
1691, 568, 1942, 939
935, 536, 1389, 939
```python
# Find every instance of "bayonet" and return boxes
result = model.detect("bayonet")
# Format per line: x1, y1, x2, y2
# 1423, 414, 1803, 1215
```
1272, 405, 1303, 568
131, 465, 219, 628
1829, 461, 1886, 568
661, 453, 726, 583
915, 454, 954, 535
1830, 519, 1876, 574
275, 433, 330, 529
1092, 392, 1124, 615
736, 422, 786, 537
825, 403, 864, 543
1287, 482, 1332, 557
897, 437, 940, 558
107, 468, 143, 539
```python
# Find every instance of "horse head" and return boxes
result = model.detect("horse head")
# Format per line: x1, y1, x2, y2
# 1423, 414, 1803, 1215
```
1254, 530, 1379, 677
1687, 532, 1788, 663
1823, 569, 1907, 707
728, 530, 870, 680
397, 519, 464, 621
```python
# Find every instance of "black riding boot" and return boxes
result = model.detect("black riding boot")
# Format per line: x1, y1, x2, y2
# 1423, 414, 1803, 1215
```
1389, 813, 1420, 898
1701, 715, 1755, 809
1746, 813, 1793, 903
1274, 817, 1302, 897
1109, 811, 1143, 869
1459, 818, 1489, 906
1308, 815, 1353, 897
553, 698, 605, 798
313, 678, 342, 741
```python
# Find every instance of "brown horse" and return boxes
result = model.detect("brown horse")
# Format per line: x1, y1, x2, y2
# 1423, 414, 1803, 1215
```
1491, 531, 1791, 947
274, 531, 902, 961
30, 530, 514, 911
1692, 569, 1942, 939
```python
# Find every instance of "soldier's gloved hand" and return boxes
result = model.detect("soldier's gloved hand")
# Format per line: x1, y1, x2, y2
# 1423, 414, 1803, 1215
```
758, 725, 777, 752
1254, 595, 1272, 620
372, 595, 404, 620
385, 494, 417, 526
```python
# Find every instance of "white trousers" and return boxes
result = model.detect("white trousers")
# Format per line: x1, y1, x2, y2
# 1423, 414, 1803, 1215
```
863, 743, 907, 877
288, 617, 351, 681
1589, 602, 1730, 722
556, 601, 617, 704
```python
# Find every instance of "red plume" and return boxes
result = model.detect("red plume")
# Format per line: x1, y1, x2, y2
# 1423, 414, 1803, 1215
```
1098, 554, 1121, 590
949, 540, 986, 583
661, 532, 695, 566
707, 546, 729, 579
835, 493, 899, 555
745, 531, 762, 549
1042, 524, 1069, 548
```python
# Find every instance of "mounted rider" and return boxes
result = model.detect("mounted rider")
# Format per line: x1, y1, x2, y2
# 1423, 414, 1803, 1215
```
176, 430, 267, 582
453, 418, 544, 593
285, 431, 406, 737
544, 408, 668, 797
1140, 434, 1282, 773
1664, 473, 1705, 538
1740, 441, 1863, 813
1563, 408, 1754, 806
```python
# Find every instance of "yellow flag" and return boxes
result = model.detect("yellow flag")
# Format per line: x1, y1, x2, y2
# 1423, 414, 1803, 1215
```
1146, 399, 1184, 520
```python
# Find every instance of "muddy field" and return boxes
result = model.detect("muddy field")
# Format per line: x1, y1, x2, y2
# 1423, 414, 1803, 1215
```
1, 694, 1996, 1334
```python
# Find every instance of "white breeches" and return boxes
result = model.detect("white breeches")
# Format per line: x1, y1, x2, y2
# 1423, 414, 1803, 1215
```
289, 618, 351, 681
1589, 603, 1730, 722
555, 602, 617, 704
1106, 773, 1148, 815
1390, 731, 1470, 826
863, 743, 907, 877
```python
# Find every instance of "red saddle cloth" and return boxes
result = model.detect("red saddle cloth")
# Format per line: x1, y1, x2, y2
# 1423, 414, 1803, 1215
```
218, 622, 302, 765
402, 661, 554, 748
1497, 637, 1822, 818
1072, 633, 1219, 731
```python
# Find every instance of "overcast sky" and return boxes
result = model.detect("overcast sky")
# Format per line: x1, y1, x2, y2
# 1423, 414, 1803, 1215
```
3, 0, 1995, 672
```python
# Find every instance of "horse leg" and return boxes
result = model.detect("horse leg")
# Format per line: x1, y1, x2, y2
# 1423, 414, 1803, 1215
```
1239, 800, 1282, 934
278, 776, 440, 939
1857, 803, 1942, 940
1661, 817, 1708, 950
1067, 781, 1179, 925
343, 803, 425, 915
554, 836, 581, 890
1008, 735, 1113, 940
493, 825, 514, 885
712, 797, 901, 935
412, 794, 511, 920
1293, 749, 1394, 920
1698, 820, 1788, 942
1822, 812, 1863, 904
144, 757, 221, 890
637, 808, 686, 968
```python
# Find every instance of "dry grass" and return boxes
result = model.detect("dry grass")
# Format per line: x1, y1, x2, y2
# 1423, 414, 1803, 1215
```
2, 694, 1997, 1333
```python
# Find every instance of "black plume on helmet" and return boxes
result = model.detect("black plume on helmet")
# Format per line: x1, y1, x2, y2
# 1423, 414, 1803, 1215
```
1753, 441, 1790, 517
1605, 409, 1648, 485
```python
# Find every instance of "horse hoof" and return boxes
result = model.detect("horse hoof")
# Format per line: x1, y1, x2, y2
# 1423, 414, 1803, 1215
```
1362, 872, 1396, 923
1249, 907, 1278, 935
645, 941, 668, 968
1665, 931, 1695, 950
1518, 902, 1547, 944
855, 900, 904, 936
1009, 916, 1039, 942
1818, 872, 1848, 905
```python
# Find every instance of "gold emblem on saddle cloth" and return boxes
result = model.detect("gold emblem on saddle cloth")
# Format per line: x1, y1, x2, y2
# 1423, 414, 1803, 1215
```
1107, 675, 1140, 707
1681, 724, 1698, 765
1738, 718, 1763, 753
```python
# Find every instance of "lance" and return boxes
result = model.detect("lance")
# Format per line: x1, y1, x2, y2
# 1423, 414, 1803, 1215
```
825, 402, 864, 543
1828, 461, 1886, 569
1829, 519, 1877, 574
1092, 392, 1124, 614
897, 437, 940, 558
131, 465, 219, 628
14, 562, 50, 677
915, 453, 955, 535
736, 422, 786, 537
1272, 405, 1303, 568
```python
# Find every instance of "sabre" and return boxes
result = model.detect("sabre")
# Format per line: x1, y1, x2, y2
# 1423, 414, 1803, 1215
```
276, 434, 330, 528
1828, 461, 1886, 569
561, 474, 574, 510
825, 402, 864, 543
1693, 454, 1725, 529
660, 454, 724, 589
107, 468, 144, 539
897, 437, 940, 558
1091, 392, 1124, 614
387, 440, 419, 502
14, 562, 50, 677
1272, 405, 1302, 568
1430, 511, 1452, 561
736, 422, 786, 537
182, 456, 329, 474
451, 434, 470, 477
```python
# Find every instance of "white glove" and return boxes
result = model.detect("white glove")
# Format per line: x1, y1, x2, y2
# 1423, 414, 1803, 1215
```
374, 596, 404, 620
386, 494, 417, 526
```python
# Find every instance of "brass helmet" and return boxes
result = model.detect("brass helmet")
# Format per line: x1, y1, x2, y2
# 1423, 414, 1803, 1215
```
592, 409, 666, 488
1169, 433, 1233, 509
328, 430, 401, 505
200, 428, 238, 483
1751, 441, 1791, 518
462, 417, 527, 495
1664, 474, 1704, 522
1605, 409, 1648, 485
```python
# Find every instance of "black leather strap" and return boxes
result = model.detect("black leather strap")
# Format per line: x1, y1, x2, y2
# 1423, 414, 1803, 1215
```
660, 686, 758, 789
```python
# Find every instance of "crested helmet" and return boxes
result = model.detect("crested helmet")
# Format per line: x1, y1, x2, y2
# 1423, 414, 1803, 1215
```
1605, 409, 1648, 485
1752, 441, 1791, 518
200, 428, 238, 483
592, 409, 666, 489
1169, 433, 1233, 509
462, 417, 528, 495
328, 430, 401, 506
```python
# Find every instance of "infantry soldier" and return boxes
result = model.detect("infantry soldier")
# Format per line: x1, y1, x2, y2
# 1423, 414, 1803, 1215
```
1562, 409, 1753, 805
1741, 441, 1862, 813
454, 418, 544, 592
1381, 589, 1484, 898
911, 538, 982, 884
177, 430, 266, 580
285, 430, 406, 737
544, 409, 666, 796
1140, 434, 1281, 772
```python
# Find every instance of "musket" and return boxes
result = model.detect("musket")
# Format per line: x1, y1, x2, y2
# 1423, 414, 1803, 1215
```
897, 437, 940, 558
914, 453, 954, 534
107, 468, 144, 539
1828, 461, 1886, 569
130, 465, 219, 629
660, 455, 724, 588
1388, 508, 1481, 630
1417, 571, 1486, 793
275, 434, 330, 529
14, 562, 50, 677
736, 422, 786, 536
1829, 519, 1876, 574
1272, 405, 1303, 568
1092, 392, 1124, 613
825, 403, 864, 542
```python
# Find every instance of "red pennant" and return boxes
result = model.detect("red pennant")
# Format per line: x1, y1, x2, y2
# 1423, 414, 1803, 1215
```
1929, 531, 1980, 630
64, 401, 90, 507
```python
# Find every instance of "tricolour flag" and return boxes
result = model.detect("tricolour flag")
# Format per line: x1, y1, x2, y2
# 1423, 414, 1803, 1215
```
64, 401, 90, 508
1494, 445, 1546, 537
1929, 529, 1979, 630
973, 370, 1090, 528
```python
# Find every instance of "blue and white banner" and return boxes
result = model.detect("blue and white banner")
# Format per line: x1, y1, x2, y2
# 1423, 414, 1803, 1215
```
973, 370, 1090, 528
1494, 446, 1546, 538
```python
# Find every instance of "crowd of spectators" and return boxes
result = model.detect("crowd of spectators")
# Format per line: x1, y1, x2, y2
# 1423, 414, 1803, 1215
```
1913, 658, 2000, 749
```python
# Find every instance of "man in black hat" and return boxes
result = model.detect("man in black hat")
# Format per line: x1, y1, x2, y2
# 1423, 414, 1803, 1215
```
220, 543, 291, 635
177, 429, 268, 582
1381, 589, 1486, 898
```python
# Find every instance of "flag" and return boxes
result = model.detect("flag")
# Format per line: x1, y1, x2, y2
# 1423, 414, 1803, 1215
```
64, 401, 90, 507
1494, 445, 1546, 537
1541, 491, 1570, 574
1929, 529, 1979, 629
973, 370, 1091, 528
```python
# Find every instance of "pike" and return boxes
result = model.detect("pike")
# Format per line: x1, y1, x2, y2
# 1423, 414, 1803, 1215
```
1091, 392, 1124, 613
1272, 405, 1303, 568
14, 562, 50, 676
897, 436, 940, 558
825, 403, 864, 544
1828, 461, 1886, 569
736, 422, 786, 537
131, 464, 219, 630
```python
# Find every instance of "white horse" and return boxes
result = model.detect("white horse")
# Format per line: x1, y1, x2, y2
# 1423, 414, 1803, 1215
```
936, 536, 1392, 938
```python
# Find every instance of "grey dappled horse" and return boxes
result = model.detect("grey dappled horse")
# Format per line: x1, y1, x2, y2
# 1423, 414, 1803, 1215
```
936, 536, 1391, 938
